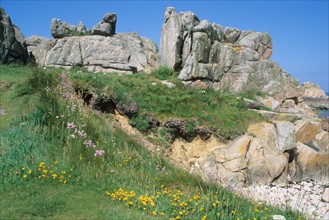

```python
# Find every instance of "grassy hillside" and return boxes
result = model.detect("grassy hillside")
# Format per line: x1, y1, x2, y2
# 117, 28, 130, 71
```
0, 65, 303, 219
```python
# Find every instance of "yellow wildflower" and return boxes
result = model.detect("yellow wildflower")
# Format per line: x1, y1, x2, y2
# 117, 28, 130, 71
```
28, 169, 32, 174
22, 174, 27, 178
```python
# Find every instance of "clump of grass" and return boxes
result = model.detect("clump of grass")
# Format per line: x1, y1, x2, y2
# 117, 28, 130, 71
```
130, 115, 149, 133
152, 66, 177, 80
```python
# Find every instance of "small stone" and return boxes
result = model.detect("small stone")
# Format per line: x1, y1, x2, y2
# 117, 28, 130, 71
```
322, 188, 329, 203
273, 215, 286, 220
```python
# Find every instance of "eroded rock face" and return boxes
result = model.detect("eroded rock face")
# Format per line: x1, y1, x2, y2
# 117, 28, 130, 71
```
29, 33, 159, 73
0, 7, 28, 64
159, 7, 302, 103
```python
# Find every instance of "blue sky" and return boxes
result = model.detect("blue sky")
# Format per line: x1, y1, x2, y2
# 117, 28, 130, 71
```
2, 0, 328, 92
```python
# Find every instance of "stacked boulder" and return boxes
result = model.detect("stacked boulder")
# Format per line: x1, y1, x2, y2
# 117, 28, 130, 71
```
0, 7, 28, 64
92, 13, 116, 36
50, 19, 88, 38
27, 12, 159, 74
160, 7, 302, 103
50, 13, 116, 38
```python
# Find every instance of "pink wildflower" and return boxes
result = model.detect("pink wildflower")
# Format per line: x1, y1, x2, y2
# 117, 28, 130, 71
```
94, 150, 105, 158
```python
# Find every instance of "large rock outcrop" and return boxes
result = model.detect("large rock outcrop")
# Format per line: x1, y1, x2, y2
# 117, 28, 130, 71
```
175, 115, 329, 187
302, 82, 328, 100
301, 82, 329, 110
0, 7, 28, 64
160, 7, 302, 103
28, 33, 159, 73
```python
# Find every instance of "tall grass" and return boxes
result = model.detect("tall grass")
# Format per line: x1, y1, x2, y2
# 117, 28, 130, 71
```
0, 65, 304, 219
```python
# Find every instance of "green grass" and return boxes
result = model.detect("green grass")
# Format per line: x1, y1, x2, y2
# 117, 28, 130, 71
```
0, 65, 304, 219
70, 67, 263, 140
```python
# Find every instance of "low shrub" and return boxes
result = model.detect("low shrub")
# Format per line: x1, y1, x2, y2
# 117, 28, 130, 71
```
152, 66, 177, 80
130, 115, 149, 133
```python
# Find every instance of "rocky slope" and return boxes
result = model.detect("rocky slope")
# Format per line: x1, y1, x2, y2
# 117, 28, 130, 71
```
0, 7, 28, 64
160, 7, 302, 103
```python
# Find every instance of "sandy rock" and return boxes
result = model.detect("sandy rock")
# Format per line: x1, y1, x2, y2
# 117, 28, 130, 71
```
314, 130, 329, 152
295, 142, 329, 182
212, 135, 251, 162
294, 118, 322, 144
172, 135, 225, 168
247, 122, 280, 155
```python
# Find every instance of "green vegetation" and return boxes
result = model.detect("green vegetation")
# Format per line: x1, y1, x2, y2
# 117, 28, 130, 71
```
130, 115, 150, 133
152, 66, 178, 80
71, 67, 263, 140
0, 65, 303, 219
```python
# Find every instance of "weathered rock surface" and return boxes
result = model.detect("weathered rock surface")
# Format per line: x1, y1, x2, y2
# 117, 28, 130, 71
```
0, 7, 28, 64
92, 13, 117, 36
294, 118, 322, 144
29, 33, 159, 73
274, 121, 296, 152
295, 142, 329, 182
159, 7, 302, 103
